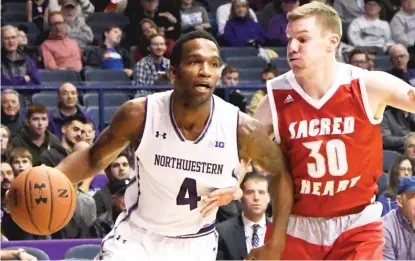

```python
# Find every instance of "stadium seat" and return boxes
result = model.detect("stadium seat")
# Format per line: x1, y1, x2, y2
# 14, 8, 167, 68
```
27, 33, 38, 45
375, 56, 393, 70
86, 12, 129, 27
86, 106, 119, 125
2, 12, 27, 22
237, 68, 263, 82
239, 89, 260, 102
134, 90, 155, 98
8, 22, 40, 34
377, 172, 389, 197
83, 92, 129, 107
39, 69, 81, 84
270, 47, 288, 57
64, 244, 101, 260
32, 92, 57, 107
383, 150, 401, 173
341, 22, 350, 43
3, 2, 26, 11
2, 247, 50, 260
84, 69, 130, 85
271, 58, 289, 69
220, 47, 258, 59
225, 56, 267, 69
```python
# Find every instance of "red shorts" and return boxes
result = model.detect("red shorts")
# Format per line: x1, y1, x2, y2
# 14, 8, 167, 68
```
265, 203, 385, 260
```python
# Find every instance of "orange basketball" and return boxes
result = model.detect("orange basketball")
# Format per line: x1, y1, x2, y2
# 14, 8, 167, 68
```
7, 165, 76, 235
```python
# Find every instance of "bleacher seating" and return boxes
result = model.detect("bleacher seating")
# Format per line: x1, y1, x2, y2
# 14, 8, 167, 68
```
377, 172, 390, 197
383, 150, 402, 173
238, 68, 263, 82
64, 244, 101, 260
39, 70, 82, 84
83, 92, 130, 107
271, 58, 289, 70
225, 56, 267, 69
86, 106, 119, 126
221, 47, 259, 59
32, 92, 57, 109
375, 56, 393, 70
84, 69, 130, 85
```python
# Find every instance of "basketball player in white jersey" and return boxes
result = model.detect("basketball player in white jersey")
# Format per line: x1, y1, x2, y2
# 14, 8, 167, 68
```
246, 2, 415, 260
50, 31, 292, 260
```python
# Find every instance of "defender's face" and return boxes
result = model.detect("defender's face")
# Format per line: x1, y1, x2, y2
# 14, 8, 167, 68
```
286, 16, 339, 75
170, 38, 220, 108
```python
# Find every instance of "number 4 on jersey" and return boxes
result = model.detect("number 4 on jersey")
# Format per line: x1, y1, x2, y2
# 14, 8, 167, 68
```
176, 178, 201, 210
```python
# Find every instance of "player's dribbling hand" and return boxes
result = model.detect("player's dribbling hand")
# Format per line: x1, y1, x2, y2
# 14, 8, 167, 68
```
200, 187, 242, 217
245, 243, 282, 260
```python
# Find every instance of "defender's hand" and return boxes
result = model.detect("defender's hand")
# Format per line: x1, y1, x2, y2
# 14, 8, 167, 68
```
200, 187, 242, 217
245, 243, 283, 260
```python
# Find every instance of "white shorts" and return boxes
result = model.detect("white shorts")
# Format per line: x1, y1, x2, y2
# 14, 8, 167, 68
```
94, 212, 218, 261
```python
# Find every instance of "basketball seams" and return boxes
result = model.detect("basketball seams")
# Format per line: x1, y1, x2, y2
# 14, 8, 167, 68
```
24, 168, 43, 235
46, 169, 54, 233
55, 177, 75, 231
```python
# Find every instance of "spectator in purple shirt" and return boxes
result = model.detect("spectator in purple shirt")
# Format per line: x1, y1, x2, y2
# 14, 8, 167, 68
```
382, 176, 415, 260
223, 0, 267, 47
1, 25, 40, 86
266, 0, 300, 46
48, 82, 98, 139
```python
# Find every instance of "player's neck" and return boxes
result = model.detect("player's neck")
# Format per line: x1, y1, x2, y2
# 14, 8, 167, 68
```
171, 95, 212, 130
295, 60, 340, 100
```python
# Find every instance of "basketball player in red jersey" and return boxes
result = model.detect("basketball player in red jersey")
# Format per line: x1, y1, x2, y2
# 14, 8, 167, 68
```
246, 2, 415, 260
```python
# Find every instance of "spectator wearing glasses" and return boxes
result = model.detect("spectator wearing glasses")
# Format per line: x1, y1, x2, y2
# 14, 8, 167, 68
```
388, 44, 415, 85
348, 48, 370, 69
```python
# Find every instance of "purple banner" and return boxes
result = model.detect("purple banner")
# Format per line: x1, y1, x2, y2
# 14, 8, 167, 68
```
1, 238, 102, 260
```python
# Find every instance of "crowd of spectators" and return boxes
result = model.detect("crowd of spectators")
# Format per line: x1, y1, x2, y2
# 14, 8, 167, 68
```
1, 0, 415, 260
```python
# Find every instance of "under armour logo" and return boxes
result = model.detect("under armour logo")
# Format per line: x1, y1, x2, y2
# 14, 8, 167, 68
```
34, 183, 48, 204
116, 235, 127, 244
155, 131, 167, 139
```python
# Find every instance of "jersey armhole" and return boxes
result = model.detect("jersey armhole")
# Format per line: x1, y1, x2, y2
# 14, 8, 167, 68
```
358, 75, 383, 125
266, 81, 282, 144
136, 96, 150, 152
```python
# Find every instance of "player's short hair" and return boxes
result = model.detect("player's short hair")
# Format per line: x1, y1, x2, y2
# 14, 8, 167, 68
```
26, 104, 48, 119
62, 115, 87, 127
9, 147, 33, 164
240, 172, 269, 192
221, 65, 239, 78
287, 1, 342, 38
170, 30, 220, 67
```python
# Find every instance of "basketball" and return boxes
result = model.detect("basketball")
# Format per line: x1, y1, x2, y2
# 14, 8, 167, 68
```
6, 165, 76, 235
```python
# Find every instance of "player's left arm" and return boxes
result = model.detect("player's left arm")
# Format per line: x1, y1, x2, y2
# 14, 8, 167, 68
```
365, 71, 415, 117
238, 112, 293, 254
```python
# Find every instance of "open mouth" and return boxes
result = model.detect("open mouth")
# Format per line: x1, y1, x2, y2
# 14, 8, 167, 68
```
193, 83, 211, 93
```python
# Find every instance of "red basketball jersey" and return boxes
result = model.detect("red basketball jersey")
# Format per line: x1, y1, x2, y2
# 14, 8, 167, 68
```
267, 64, 383, 218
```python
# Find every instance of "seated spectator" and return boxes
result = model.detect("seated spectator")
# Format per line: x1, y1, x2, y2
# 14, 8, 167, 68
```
366, 47, 377, 70
248, 67, 278, 116
134, 18, 175, 62
388, 44, 415, 85
1, 125, 10, 162
41, 11, 83, 72
223, 0, 267, 47
382, 176, 415, 260
404, 132, 415, 161
83, 119, 96, 144
1, 89, 25, 137
333, 0, 365, 23
40, 115, 86, 167
133, 34, 170, 86
61, 0, 94, 49
8, 147, 33, 175
17, 30, 28, 47
390, 0, 415, 48
377, 155, 413, 216
87, 26, 132, 77
48, 82, 97, 139
1, 25, 41, 86
348, 48, 371, 69
267, 0, 300, 46
11, 104, 61, 166
347, 0, 394, 51
215, 65, 248, 112
216, 173, 271, 260
180, 0, 211, 34
216, 0, 258, 36
381, 106, 415, 153
1, 162, 14, 192
48, 0, 94, 17
27, 0, 49, 31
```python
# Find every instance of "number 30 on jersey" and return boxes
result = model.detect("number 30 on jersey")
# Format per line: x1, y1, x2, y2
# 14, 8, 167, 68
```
303, 139, 348, 178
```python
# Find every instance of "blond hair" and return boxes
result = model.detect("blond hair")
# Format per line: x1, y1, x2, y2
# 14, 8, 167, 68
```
287, 1, 342, 38
404, 132, 415, 151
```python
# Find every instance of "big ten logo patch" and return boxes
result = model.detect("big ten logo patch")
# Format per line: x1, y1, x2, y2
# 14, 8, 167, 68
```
209, 141, 225, 148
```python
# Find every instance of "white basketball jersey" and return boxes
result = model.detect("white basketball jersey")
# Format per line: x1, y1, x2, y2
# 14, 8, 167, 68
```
124, 90, 240, 237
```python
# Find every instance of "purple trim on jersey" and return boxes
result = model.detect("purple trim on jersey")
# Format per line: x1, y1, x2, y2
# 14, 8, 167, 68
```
169, 223, 215, 239
231, 169, 238, 182
169, 94, 214, 143
236, 110, 241, 162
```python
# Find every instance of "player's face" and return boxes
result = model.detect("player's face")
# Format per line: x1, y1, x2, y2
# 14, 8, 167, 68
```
286, 16, 340, 76
63, 120, 85, 147
110, 156, 130, 180
0, 127, 9, 154
1, 163, 14, 188
398, 159, 413, 179
12, 157, 32, 175
222, 72, 239, 86
28, 113, 48, 137
242, 179, 270, 216
397, 192, 415, 222
170, 38, 220, 108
